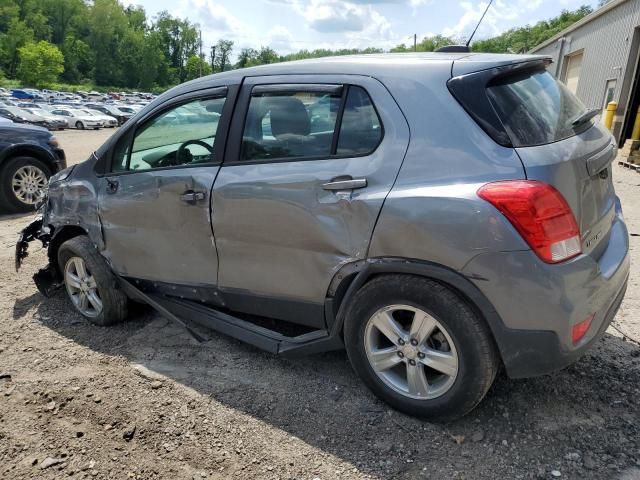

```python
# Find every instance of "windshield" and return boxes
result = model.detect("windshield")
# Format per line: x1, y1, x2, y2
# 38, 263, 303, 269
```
486, 69, 589, 147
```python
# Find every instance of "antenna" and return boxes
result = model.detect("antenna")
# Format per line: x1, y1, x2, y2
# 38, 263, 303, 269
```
466, 0, 494, 47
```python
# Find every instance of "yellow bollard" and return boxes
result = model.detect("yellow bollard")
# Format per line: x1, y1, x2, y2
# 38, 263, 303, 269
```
604, 101, 617, 131
632, 106, 640, 140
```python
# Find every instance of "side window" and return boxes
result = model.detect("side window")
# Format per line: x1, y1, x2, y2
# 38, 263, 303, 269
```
336, 86, 382, 156
241, 89, 341, 161
112, 95, 226, 172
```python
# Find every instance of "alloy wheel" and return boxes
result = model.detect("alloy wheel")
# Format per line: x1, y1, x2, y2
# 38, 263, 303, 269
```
364, 304, 459, 400
11, 165, 48, 205
64, 256, 103, 318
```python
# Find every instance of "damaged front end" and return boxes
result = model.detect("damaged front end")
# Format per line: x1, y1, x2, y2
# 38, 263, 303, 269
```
15, 200, 61, 297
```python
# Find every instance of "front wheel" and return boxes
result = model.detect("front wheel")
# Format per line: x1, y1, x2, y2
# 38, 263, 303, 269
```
0, 156, 51, 213
58, 236, 128, 326
344, 275, 499, 420
75, 121, 84, 129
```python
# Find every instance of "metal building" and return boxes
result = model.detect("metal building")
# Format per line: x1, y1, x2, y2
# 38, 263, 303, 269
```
530, 0, 640, 145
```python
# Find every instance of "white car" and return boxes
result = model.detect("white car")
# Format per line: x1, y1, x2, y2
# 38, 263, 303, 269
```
22, 108, 69, 129
49, 107, 103, 129
77, 108, 118, 128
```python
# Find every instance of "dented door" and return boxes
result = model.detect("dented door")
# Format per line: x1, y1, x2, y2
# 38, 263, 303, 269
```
211, 75, 410, 306
97, 88, 232, 286
98, 167, 220, 285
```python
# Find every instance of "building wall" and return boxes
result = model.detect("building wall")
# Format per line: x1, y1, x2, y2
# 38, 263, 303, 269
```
531, 0, 640, 124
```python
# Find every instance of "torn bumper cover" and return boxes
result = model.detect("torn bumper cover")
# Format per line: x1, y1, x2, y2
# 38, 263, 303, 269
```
15, 216, 60, 297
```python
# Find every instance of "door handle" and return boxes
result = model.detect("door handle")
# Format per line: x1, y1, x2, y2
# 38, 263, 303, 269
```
106, 178, 119, 194
180, 190, 206, 204
322, 177, 368, 191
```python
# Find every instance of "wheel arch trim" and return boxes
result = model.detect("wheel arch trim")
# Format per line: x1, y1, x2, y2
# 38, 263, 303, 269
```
0, 144, 57, 170
47, 225, 91, 275
328, 257, 509, 365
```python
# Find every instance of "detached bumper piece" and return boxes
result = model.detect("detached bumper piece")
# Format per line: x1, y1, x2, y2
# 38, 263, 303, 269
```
15, 218, 61, 297
15, 218, 44, 271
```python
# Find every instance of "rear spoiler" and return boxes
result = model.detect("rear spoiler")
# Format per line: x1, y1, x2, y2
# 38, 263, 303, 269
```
447, 58, 552, 148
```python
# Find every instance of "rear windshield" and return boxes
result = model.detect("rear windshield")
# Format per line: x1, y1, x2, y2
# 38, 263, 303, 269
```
487, 69, 589, 147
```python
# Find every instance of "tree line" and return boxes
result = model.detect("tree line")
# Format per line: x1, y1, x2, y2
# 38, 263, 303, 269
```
0, 1, 595, 91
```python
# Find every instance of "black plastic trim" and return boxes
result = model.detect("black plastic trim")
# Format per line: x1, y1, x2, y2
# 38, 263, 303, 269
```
253, 83, 343, 95
447, 58, 552, 148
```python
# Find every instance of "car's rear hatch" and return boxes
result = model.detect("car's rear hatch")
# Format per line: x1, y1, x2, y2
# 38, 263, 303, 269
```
449, 56, 617, 259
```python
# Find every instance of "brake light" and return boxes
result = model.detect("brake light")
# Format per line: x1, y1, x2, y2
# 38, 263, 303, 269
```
572, 314, 594, 344
478, 180, 581, 263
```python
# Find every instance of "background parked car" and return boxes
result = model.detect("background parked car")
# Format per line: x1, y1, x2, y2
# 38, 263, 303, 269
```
77, 108, 118, 128
84, 103, 131, 125
49, 107, 103, 129
10, 89, 39, 100
0, 106, 55, 129
21, 108, 67, 130
0, 123, 65, 212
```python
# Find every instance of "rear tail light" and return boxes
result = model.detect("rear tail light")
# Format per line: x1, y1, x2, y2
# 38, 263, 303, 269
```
477, 180, 581, 263
572, 314, 594, 344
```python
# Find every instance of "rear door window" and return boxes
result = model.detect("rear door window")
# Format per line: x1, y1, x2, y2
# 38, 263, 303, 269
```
486, 69, 588, 147
337, 86, 382, 155
241, 88, 341, 161
239, 84, 383, 162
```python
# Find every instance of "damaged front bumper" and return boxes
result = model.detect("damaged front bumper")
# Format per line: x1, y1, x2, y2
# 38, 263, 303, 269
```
15, 213, 61, 297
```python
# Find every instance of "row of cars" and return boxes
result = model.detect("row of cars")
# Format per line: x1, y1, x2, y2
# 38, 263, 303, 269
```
2, 87, 155, 103
0, 97, 148, 130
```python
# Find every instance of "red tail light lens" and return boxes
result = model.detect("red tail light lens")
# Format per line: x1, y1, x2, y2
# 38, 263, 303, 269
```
478, 180, 581, 263
572, 314, 594, 344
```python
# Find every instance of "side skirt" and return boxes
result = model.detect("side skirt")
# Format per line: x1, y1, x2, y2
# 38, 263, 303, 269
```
118, 277, 344, 357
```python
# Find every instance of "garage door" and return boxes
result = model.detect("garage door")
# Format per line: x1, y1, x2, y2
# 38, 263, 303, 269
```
564, 52, 583, 95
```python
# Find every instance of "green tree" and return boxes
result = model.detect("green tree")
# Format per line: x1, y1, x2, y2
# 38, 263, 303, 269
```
16, 40, 64, 87
87, 0, 127, 85
184, 54, 211, 80
1, 18, 34, 77
391, 35, 456, 52
61, 34, 93, 83
471, 6, 593, 53
214, 39, 233, 72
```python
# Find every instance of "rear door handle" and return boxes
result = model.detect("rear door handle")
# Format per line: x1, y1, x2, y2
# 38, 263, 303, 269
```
106, 178, 119, 194
322, 177, 367, 191
180, 190, 206, 204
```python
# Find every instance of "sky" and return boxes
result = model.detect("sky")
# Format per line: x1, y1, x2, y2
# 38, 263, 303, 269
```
121, 0, 602, 56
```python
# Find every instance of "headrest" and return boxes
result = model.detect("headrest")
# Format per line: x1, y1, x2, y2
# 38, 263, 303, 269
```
267, 96, 311, 137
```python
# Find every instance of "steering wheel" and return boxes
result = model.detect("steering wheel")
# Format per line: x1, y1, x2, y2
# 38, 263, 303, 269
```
176, 140, 214, 164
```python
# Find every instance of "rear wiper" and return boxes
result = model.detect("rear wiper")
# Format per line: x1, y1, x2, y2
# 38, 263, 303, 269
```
571, 108, 600, 127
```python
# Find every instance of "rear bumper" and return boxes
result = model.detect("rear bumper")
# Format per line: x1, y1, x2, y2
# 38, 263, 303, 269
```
462, 201, 630, 378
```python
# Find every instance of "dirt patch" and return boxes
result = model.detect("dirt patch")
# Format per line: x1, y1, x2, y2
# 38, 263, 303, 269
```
1, 137, 640, 479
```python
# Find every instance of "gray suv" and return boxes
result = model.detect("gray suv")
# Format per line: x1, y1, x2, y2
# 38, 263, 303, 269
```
16, 53, 630, 419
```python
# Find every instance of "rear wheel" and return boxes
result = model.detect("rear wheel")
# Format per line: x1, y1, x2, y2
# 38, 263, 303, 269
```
75, 121, 84, 129
58, 236, 128, 326
344, 275, 499, 420
0, 156, 50, 213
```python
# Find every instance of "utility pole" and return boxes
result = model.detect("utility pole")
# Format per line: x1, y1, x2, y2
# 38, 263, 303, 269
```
414, 33, 417, 52
199, 30, 203, 77
210, 46, 216, 73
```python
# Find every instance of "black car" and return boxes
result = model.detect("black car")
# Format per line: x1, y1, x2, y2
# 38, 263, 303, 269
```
84, 103, 130, 126
0, 124, 66, 212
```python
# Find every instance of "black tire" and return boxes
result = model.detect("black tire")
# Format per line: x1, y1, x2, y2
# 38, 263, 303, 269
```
75, 121, 84, 129
0, 156, 51, 213
344, 274, 499, 421
58, 236, 128, 326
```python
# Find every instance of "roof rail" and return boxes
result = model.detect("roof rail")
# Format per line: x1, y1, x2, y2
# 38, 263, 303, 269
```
435, 45, 471, 53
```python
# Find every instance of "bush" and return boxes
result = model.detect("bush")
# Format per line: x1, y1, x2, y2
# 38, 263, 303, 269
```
16, 41, 64, 88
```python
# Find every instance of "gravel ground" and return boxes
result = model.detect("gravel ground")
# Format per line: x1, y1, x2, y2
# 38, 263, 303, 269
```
1, 131, 640, 479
